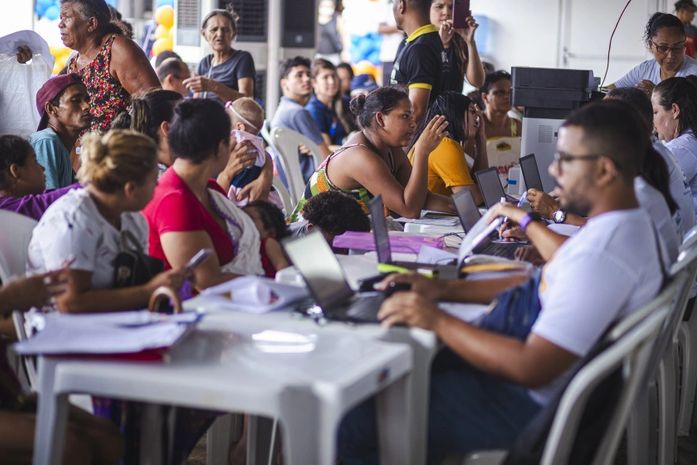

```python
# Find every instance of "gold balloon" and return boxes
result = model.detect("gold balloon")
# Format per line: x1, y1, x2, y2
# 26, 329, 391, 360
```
155, 24, 169, 40
155, 5, 175, 29
152, 37, 173, 56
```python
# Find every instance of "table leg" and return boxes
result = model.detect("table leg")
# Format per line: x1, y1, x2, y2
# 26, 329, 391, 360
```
380, 331, 436, 465
376, 373, 412, 465
247, 415, 275, 465
279, 388, 322, 465
33, 358, 69, 465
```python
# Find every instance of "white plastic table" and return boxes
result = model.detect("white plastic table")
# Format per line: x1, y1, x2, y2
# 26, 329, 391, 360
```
32, 315, 413, 465
189, 253, 486, 465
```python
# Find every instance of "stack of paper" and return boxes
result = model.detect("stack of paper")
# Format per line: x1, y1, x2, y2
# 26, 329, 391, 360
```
14, 311, 199, 356
200, 276, 309, 313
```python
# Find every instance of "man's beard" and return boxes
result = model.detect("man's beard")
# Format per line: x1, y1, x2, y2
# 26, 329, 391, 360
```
558, 174, 594, 218
562, 198, 592, 217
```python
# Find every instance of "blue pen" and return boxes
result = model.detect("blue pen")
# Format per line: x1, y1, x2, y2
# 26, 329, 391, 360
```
516, 192, 528, 208
499, 194, 527, 240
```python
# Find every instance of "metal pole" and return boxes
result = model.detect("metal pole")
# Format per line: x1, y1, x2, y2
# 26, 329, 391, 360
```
266, 0, 282, 119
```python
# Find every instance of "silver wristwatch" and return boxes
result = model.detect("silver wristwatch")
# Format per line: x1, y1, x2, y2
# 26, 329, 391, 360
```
552, 209, 567, 224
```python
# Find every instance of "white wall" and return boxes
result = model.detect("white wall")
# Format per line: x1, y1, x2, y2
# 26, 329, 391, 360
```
473, 0, 562, 70
1, 0, 34, 37
473, 0, 669, 84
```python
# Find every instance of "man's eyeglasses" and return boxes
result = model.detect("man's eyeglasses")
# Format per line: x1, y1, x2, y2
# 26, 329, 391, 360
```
651, 40, 686, 55
552, 151, 602, 175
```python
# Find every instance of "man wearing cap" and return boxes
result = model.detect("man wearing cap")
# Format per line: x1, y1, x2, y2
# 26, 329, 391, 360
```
676, 0, 697, 57
29, 74, 90, 189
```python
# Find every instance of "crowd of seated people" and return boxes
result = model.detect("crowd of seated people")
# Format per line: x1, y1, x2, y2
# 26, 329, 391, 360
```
3, 0, 697, 463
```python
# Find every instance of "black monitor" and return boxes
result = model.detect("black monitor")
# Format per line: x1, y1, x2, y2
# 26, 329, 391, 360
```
512, 67, 596, 113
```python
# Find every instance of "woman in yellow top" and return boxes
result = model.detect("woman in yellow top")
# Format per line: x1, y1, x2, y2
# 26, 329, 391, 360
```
408, 91, 485, 204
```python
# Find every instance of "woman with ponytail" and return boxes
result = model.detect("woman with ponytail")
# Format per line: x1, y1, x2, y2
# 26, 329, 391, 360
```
291, 86, 454, 220
143, 98, 265, 291
27, 129, 186, 313
652, 76, 697, 213
606, 86, 695, 237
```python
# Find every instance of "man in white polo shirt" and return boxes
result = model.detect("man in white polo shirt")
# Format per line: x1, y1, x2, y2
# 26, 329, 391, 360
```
338, 100, 666, 464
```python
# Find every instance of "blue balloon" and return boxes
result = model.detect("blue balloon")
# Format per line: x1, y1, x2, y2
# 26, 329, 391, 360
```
35, 3, 48, 16
45, 5, 60, 20
37, 0, 53, 8
155, 0, 174, 6
105, 0, 117, 6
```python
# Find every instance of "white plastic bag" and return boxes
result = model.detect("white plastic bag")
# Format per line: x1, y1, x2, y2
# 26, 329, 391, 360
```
0, 52, 51, 137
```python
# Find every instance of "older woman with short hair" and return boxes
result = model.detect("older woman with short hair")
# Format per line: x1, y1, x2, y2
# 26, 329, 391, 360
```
60, 0, 160, 133
183, 8, 256, 102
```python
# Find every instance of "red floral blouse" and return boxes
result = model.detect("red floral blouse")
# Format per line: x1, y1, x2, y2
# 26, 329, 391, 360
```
69, 35, 131, 133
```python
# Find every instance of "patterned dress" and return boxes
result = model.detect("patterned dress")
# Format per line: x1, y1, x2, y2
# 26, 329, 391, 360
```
290, 144, 378, 221
69, 34, 131, 133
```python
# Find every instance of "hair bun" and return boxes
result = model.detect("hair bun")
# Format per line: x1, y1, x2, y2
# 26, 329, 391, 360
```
349, 94, 367, 116
175, 101, 195, 118
81, 132, 109, 164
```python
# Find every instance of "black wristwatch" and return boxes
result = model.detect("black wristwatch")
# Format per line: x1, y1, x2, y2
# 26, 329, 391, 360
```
552, 209, 567, 224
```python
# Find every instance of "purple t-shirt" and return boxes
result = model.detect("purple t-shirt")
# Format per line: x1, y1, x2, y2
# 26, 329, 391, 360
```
0, 184, 79, 221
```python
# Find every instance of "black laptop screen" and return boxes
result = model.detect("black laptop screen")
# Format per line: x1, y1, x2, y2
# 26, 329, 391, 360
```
520, 153, 544, 191
369, 196, 392, 264
475, 168, 506, 208
453, 189, 482, 233
282, 231, 354, 308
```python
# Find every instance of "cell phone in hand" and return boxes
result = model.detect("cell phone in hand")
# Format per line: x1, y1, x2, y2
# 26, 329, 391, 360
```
185, 248, 213, 273
452, 0, 471, 29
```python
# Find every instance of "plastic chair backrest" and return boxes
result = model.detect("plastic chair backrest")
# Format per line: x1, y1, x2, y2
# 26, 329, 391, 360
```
270, 127, 323, 203
272, 176, 294, 218
540, 286, 673, 465
0, 210, 37, 283
11, 310, 37, 388
682, 224, 697, 250
260, 119, 273, 148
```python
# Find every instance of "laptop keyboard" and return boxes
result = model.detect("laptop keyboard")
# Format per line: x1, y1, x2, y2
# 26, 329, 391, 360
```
345, 294, 385, 322
480, 242, 518, 259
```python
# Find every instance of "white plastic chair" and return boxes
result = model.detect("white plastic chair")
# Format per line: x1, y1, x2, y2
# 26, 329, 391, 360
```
272, 176, 294, 218
677, 223, 697, 436
619, 236, 697, 465
459, 276, 683, 465
270, 127, 324, 204
0, 210, 37, 282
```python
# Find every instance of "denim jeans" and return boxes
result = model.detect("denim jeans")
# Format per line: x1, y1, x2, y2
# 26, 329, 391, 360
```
337, 357, 542, 465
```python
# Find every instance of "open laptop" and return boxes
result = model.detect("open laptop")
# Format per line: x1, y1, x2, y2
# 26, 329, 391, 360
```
474, 167, 517, 208
369, 195, 457, 272
282, 230, 385, 323
519, 153, 544, 192
453, 189, 521, 260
